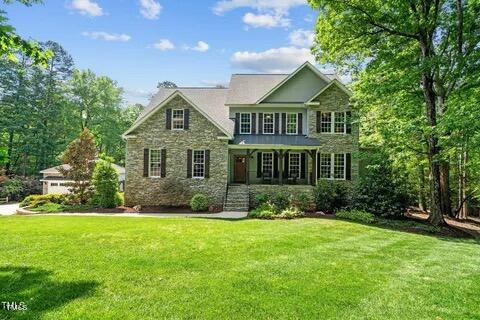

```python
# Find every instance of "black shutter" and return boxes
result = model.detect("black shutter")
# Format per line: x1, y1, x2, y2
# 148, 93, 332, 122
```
317, 153, 321, 180
205, 150, 210, 178
252, 113, 256, 134
298, 113, 303, 135
311, 152, 317, 185
284, 152, 289, 178
274, 113, 280, 134
257, 152, 262, 177
143, 148, 149, 177
346, 111, 352, 134
301, 153, 306, 179
161, 149, 166, 177
316, 111, 321, 133
184, 109, 190, 130
187, 149, 192, 178
234, 113, 240, 134
346, 153, 352, 180
258, 113, 263, 134
166, 109, 172, 130
281, 113, 286, 134
273, 152, 279, 178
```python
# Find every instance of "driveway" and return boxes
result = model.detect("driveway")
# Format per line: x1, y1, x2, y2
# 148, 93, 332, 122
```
0, 203, 20, 216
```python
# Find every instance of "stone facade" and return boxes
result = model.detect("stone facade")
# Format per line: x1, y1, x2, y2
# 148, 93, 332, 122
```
307, 85, 360, 181
125, 96, 229, 207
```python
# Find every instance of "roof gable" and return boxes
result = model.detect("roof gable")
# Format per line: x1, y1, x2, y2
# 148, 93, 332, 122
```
256, 62, 331, 104
306, 79, 352, 105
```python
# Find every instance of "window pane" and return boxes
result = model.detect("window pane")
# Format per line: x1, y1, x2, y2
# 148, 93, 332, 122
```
334, 154, 345, 179
262, 153, 273, 176
263, 113, 274, 134
289, 153, 300, 178
287, 113, 297, 134
240, 113, 251, 134
320, 153, 331, 179
321, 112, 332, 133
334, 112, 345, 133
172, 109, 184, 129
193, 150, 205, 178
150, 149, 162, 177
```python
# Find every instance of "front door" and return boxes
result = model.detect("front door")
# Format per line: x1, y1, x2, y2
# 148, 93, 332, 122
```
233, 156, 247, 183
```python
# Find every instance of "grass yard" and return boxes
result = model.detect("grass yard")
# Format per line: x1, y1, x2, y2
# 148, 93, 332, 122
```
0, 216, 479, 319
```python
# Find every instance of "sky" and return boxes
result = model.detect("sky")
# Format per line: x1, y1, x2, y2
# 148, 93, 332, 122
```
4, 0, 319, 105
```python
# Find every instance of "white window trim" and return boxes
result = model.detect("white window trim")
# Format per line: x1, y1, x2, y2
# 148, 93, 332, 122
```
318, 153, 346, 181
286, 113, 298, 135
288, 152, 301, 177
171, 109, 185, 131
261, 152, 274, 175
240, 113, 252, 134
149, 148, 162, 178
262, 113, 275, 135
192, 149, 206, 179
319, 153, 332, 180
321, 111, 347, 134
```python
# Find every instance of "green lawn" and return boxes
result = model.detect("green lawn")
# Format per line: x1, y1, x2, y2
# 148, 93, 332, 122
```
1, 216, 479, 319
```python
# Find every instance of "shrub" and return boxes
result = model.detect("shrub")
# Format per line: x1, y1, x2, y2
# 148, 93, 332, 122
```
277, 206, 305, 219
190, 193, 211, 212
92, 160, 119, 208
255, 193, 270, 206
30, 202, 64, 213
272, 192, 290, 211
0, 176, 41, 201
116, 192, 124, 206
336, 209, 376, 224
291, 193, 311, 212
249, 202, 276, 219
20, 193, 68, 208
314, 180, 350, 213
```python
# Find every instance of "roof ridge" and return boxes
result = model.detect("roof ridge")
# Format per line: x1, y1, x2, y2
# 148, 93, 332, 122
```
232, 73, 289, 75
165, 87, 229, 89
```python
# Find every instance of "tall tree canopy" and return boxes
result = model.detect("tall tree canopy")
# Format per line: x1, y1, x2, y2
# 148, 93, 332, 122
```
309, 0, 480, 225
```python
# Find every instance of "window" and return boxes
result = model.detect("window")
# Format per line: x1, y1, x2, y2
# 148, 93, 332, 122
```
286, 113, 297, 135
59, 183, 67, 187
321, 112, 332, 133
334, 154, 346, 179
263, 113, 274, 134
262, 152, 273, 176
172, 109, 185, 130
319, 153, 331, 179
240, 113, 251, 134
289, 153, 301, 178
149, 149, 162, 177
335, 112, 346, 133
193, 150, 205, 178
50, 182, 58, 187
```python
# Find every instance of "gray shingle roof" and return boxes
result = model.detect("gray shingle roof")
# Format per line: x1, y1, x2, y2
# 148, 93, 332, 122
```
225, 74, 288, 105
135, 88, 233, 136
232, 135, 321, 147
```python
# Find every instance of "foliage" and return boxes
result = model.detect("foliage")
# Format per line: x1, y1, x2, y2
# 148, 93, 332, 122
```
30, 202, 64, 213
0, 176, 41, 201
254, 193, 270, 206
92, 159, 119, 208
272, 192, 290, 212
59, 128, 97, 204
20, 193, 68, 207
314, 180, 350, 213
190, 193, 211, 212
116, 192, 124, 206
157, 80, 177, 88
336, 210, 376, 224
290, 193, 311, 213
276, 206, 305, 219
354, 152, 412, 217
248, 202, 276, 219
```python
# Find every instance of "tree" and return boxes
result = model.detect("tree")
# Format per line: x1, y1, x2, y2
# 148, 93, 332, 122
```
157, 81, 177, 88
92, 157, 119, 208
0, 1, 52, 66
309, 0, 480, 225
59, 128, 97, 204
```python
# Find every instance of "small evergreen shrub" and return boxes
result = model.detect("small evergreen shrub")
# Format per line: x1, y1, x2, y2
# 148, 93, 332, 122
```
291, 193, 311, 212
20, 193, 68, 208
336, 210, 376, 224
249, 202, 276, 219
190, 193, 211, 212
314, 180, 350, 213
30, 202, 64, 213
272, 192, 290, 211
115, 192, 124, 206
92, 160, 119, 208
255, 193, 270, 206
277, 206, 305, 219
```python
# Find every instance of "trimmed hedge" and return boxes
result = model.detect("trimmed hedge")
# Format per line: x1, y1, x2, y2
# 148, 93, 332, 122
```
20, 193, 68, 208
190, 193, 211, 212
336, 210, 376, 224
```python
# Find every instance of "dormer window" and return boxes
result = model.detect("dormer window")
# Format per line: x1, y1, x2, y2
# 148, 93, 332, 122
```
240, 113, 251, 134
172, 109, 185, 130
263, 113, 274, 134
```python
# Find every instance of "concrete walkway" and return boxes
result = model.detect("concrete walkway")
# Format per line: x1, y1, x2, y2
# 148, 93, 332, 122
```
0, 203, 19, 216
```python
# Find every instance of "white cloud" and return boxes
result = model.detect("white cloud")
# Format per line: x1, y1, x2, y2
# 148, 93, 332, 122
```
242, 12, 289, 28
70, 0, 103, 17
289, 29, 314, 47
82, 31, 131, 42
139, 0, 162, 20
231, 47, 315, 73
213, 0, 306, 15
185, 41, 210, 52
153, 39, 174, 51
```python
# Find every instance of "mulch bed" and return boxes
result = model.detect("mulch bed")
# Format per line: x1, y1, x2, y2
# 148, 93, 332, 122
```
63, 206, 209, 214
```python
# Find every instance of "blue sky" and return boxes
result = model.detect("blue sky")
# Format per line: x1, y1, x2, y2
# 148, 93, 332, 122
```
4, 0, 318, 105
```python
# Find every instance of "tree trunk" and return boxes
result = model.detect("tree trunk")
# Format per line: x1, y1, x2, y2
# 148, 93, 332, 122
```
418, 163, 427, 211
440, 162, 453, 216
457, 147, 468, 219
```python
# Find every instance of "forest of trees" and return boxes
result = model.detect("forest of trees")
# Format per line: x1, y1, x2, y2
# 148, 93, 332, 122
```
0, 40, 142, 176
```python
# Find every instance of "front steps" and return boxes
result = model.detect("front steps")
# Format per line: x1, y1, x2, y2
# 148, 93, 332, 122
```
224, 185, 250, 212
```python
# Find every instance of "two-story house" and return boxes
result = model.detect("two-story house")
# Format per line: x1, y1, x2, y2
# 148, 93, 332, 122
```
122, 62, 358, 211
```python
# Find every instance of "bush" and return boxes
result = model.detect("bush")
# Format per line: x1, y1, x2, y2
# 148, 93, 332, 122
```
272, 192, 290, 211
291, 193, 311, 212
249, 202, 276, 219
0, 176, 42, 201
336, 209, 376, 224
30, 202, 64, 213
92, 160, 119, 208
277, 206, 305, 219
116, 192, 124, 206
255, 193, 270, 206
190, 193, 211, 212
314, 180, 350, 213
20, 193, 68, 208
